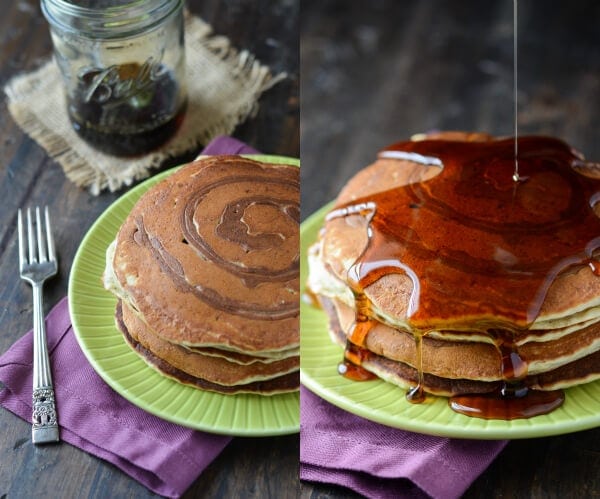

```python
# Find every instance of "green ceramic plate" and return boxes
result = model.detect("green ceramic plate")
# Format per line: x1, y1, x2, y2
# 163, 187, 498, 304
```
69, 155, 300, 437
300, 203, 600, 440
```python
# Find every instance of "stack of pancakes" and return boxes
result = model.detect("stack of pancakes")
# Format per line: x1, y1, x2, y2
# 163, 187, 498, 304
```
104, 155, 300, 395
307, 132, 600, 399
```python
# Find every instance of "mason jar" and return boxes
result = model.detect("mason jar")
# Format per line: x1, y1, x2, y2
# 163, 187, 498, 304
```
41, 0, 187, 156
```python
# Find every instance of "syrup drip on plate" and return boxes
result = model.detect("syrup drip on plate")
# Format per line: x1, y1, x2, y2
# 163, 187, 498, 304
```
449, 389, 565, 420
327, 136, 600, 419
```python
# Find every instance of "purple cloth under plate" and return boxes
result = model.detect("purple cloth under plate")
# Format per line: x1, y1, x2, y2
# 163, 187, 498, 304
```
0, 136, 258, 498
300, 386, 507, 499
201, 135, 258, 156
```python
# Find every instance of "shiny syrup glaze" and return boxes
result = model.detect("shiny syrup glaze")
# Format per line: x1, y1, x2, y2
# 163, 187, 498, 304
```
329, 136, 600, 419
338, 342, 377, 381
337, 266, 379, 381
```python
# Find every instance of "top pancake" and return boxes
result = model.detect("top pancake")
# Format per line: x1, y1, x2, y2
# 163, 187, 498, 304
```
309, 132, 600, 335
108, 155, 300, 354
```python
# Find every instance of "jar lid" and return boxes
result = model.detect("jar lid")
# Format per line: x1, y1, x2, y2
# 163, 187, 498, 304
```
41, 0, 184, 39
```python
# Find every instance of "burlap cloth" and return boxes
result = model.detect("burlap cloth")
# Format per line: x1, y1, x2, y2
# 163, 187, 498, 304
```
4, 14, 285, 195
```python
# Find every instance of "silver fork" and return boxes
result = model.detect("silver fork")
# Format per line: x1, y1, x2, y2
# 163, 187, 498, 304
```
18, 206, 59, 444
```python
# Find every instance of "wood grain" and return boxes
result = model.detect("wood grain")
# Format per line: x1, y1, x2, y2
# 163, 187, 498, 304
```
0, 1, 298, 497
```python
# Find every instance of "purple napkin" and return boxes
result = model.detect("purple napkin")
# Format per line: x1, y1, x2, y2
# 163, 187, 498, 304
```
0, 136, 259, 498
300, 386, 507, 499
200, 135, 258, 156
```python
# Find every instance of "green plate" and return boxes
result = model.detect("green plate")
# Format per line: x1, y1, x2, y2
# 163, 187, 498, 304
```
300, 203, 600, 440
69, 155, 300, 437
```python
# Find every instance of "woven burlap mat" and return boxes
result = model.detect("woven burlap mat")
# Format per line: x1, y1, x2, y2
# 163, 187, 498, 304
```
4, 14, 285, 195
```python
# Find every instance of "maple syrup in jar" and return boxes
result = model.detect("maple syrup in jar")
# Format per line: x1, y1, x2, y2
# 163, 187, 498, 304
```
41, 0, 186, 156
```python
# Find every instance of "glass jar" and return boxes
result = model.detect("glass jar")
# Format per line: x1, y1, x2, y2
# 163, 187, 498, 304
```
41, 0, 187, 156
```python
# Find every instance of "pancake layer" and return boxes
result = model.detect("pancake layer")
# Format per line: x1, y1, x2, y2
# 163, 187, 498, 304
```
116, 301, 299, 395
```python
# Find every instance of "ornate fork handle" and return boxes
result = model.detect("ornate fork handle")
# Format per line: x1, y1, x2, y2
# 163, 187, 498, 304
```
31, 282, 59, 443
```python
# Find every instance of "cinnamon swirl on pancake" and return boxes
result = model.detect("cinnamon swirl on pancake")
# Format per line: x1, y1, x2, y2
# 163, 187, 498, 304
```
306, 132, 600, 418
104, 155, 300, 395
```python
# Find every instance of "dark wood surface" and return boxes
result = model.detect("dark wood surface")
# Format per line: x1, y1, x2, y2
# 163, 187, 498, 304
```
300, 1, 599, 498
0, 1, 298, 498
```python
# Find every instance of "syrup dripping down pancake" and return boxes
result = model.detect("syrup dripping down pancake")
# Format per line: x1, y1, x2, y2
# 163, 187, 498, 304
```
306, 131, 600, 417
318, 295, 600, 392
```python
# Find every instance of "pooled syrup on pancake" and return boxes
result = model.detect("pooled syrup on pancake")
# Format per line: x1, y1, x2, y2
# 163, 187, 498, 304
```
328, 136, 600, 418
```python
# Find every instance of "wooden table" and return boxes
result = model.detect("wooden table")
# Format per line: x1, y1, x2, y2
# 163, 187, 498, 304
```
300, 0, 599, 498
0, 1, 298, 497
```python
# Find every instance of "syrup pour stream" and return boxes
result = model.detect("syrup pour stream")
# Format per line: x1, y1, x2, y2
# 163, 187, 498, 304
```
512, 0, 522, 183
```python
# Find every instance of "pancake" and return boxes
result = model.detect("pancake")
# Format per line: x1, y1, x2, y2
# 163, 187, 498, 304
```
319, 295, 600, 395
116, 302, 299, 395
180, 344, 298, 365
107, 155, 299, 355
104, 155, 300, 394
306, 131, 600, 417
119, 300, 299, 387
324, 296, 600, 381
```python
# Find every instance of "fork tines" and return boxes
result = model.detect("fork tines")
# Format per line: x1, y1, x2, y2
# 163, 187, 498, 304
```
18, 206, 56, 269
